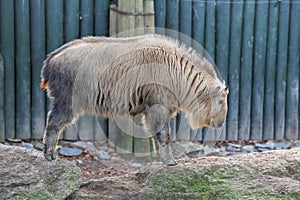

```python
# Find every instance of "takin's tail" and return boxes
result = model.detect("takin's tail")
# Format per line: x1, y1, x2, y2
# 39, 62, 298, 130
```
40, 77, 47, 89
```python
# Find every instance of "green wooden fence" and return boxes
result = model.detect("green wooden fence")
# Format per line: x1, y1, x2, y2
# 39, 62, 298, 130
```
0, 0, 299, 144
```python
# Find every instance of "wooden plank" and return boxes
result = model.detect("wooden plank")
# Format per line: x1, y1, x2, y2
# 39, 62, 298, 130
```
0, 0, 15, 139
263, 1, 279, 140
285, 3, 300, 140
238, 1, 255, 140
15, 0, 31, 139
216, 0, 230, 141
154, 0, 166, 34
95, 0, 110, 36
274, 2, 290, 140
227, 0, 243, 141
203, 0, 216, 142
250, 2, 268, 141
30, 0, 46, 139
166, 0, 179, 38
144, 0, 155, 34
0, 54, 4, 142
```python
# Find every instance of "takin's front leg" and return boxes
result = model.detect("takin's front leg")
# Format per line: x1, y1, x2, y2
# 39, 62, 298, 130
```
144, 105, 177, 166
154, 122, 177, 166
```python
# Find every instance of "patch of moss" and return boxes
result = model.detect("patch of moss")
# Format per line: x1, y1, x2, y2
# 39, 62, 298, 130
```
141, 167, 246, 200
4, 190, 54, 200
140, 165, 300, 200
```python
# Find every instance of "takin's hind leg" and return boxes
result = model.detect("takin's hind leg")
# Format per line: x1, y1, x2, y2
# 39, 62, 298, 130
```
43, 103, 74, 160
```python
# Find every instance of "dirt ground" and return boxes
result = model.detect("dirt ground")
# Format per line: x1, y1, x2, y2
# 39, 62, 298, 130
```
63, 144, 300, 200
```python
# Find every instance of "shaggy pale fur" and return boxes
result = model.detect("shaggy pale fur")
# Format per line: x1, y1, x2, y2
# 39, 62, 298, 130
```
41, 34, 228, 165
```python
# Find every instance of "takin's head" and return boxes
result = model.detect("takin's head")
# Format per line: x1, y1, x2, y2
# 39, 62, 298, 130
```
188, 80, 229, 129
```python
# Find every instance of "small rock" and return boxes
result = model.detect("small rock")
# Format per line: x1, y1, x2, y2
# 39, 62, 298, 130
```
255, 142, 275, 149
274, 140, 292, 150
98, 140, 107, 145
6, 138, 22, 143
59, 147, 83, 157
242, 145, 255, 153
56, 145, 62, 150
227, 146, 237, 152
130, 163, 143, 168
185, 142, 204, 154
293, 140, 300, 148
112, 164, 123, 170
72, 141, 87, 149
203, 146, 220, 156
4, 142, 10, 146
257, 148, 270, 152
100, 146, 109, 152
86, 142, 97, 152
95, 151, 110, 160
34, 142, 44, 151
19, 142, 34, 150
76, 159, 83, 164
228, 143, 242, 148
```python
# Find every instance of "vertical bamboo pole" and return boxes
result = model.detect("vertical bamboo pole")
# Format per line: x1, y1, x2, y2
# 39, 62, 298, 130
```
285, 3, 300, 140
203, 0, 216, 143
144, 0, 154, 34
46, 0, 64, 139
263, 1, 279, 140
63, 0, 80, 141
154, 0, 166, 34
110, 4, 118, 36
94, 0, 109, 142
30, 0, 46, 139
78, 0, 95, 141
135, 0, 144, 35
216, 0, 230, 141
191, 1, 205, 141
95, 0, 110, 36
0, 0, 15, 139
274, 2, 290, 140
15, 0, 31, 139
251, 2, 268, 141
238, 0, 255, 140
228, 0, 243, 141
0, 54, 4, 142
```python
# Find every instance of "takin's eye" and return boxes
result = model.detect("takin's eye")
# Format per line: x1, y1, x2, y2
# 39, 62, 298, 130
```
218, 100, 224, 105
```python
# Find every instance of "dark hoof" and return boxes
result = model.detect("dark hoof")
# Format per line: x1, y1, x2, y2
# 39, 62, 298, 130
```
43, 152, 58, 161
163, 158, 177, 166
